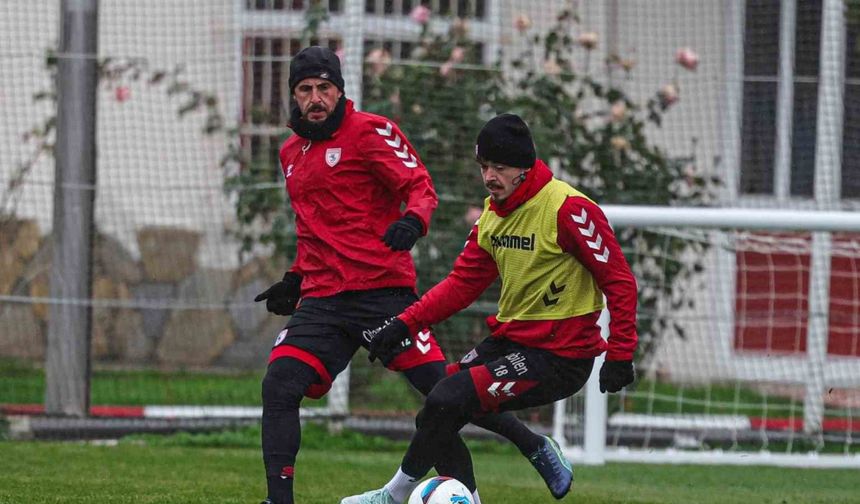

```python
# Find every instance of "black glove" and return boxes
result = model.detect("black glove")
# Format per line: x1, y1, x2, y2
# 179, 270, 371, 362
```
254, 272, 302, 316
367, 318, 413, 366
382, 214, 424, 251
599, 360, 635, 393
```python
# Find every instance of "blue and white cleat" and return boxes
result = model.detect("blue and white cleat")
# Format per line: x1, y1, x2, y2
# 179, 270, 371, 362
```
340, 487, 399, 504
528, 435, 574, 499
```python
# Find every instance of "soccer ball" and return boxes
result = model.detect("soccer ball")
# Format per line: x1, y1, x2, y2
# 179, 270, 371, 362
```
408, 476, 473, 504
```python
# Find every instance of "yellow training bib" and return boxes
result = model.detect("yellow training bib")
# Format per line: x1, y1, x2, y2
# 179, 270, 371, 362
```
477, 179, 604, 321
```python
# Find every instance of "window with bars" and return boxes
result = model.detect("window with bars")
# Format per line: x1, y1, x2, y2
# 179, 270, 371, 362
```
842, 8, 860, 199
240, 2, 492, 168
739, 0, 821, 198
364, 0, 486, 19
734, 1, 860, 358
363, 38, 484, 62
246, 0, 343, 12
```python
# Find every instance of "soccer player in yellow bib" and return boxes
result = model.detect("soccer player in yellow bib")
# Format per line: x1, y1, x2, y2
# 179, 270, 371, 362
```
342, 114, 638, 504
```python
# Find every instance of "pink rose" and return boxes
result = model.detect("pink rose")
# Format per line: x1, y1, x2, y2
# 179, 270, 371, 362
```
514, 14, 532, 32
114, 86, 131, 103
410, 5, 431, 25
577, 32, 598, 50
610, 101, 627, 122
610, 136, 630, 151
543, 58, 562, 76
675, 47, 699, 71
658, 83, 679, 107
365, 48, 392, 77
439, 61, 453, 77
450, 46, 465, 64
620, 58, 636, 72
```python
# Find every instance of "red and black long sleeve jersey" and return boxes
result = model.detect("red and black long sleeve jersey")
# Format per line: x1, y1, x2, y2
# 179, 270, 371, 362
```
279, 100, 437, 297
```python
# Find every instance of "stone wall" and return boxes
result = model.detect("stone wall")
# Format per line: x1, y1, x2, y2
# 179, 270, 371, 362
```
0, 219, 287, 370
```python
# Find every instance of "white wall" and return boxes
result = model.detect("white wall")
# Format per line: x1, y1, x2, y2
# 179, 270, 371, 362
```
0, 1, 58, 239
1, 0, 244, 268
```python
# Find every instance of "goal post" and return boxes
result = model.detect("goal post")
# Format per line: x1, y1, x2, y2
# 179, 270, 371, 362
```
556, 205, 860, 468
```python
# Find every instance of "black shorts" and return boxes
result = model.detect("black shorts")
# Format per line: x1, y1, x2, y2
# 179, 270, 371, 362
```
268, 287, 444, 398
447, 337, 594, 412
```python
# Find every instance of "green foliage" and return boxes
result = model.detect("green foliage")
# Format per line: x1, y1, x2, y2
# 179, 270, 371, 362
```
360, 8, 721, 359
222, 153, 295, 261
303, 0, 330, 41
361, 20, 499, 298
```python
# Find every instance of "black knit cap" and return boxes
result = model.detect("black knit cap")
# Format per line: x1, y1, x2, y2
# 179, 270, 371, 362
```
289, 46, 345, 92
475, 113, 536, 169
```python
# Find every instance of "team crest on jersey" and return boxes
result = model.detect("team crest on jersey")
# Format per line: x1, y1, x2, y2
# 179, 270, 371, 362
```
325, 148, 341, 167
274, 329, 288, 346
460, 348, 478, 364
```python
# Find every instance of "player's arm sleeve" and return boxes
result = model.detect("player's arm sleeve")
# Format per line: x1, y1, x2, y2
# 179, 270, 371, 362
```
400, 223, 499, 333
557, 196, 639, 361
360, 120, 438, 234
279, 143, 302, 277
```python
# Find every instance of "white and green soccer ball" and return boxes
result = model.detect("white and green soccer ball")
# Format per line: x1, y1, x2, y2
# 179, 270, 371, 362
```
408, 477, 473, 504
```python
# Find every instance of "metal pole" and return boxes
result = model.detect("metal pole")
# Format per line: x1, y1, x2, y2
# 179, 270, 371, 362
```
582, 306, 609, 465
342, 0, 364, 111
804, 0, 845, 435
45, 0, 99, 417
325, 0, 366, 420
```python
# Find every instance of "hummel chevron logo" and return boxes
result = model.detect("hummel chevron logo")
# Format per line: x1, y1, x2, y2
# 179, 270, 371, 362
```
487, 381, 516, 397
394, 145, 410, 159
571, 207, 610, 263
543, 281, 566, 307
416, 330, 432, 354
375, 121, 418, 168
384, 135, 401, 148
578, 220, 595, 237
375, 122, 392, 136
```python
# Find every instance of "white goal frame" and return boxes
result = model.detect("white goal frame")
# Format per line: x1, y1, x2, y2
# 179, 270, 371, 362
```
556, 205, 860, 468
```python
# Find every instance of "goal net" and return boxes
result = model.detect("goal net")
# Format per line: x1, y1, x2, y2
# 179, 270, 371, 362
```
555, 207, 860, 467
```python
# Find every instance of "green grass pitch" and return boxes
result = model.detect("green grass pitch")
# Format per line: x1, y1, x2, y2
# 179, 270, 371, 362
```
0, 425, 858, 503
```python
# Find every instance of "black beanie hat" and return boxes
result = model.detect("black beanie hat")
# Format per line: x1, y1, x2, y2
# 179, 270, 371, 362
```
475, 113, 536, 169
289, 46, 345, 92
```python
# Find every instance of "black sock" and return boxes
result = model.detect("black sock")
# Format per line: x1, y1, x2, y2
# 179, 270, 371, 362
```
261, 358, 319, 504
266, 474, 294, 504
472, 412, 544, 456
